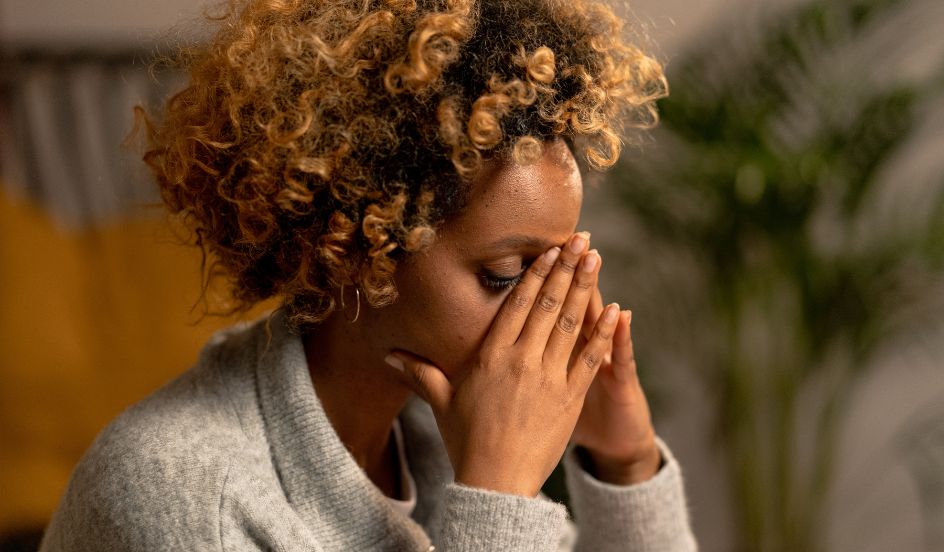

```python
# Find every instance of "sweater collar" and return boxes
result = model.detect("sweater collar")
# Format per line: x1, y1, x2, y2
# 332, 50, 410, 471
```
254, 309, 436, 550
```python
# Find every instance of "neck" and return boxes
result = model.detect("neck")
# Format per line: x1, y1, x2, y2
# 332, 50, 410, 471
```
302, 312, 413, 495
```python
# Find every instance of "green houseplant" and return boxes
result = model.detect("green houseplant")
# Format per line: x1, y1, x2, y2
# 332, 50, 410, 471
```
610, 0, 944, 550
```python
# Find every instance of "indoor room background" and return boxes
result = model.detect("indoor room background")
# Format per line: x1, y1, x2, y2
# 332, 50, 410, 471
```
1, 0, 942, 550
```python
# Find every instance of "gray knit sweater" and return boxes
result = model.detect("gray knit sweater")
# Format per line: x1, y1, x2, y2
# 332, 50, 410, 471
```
41, 311, 697, 551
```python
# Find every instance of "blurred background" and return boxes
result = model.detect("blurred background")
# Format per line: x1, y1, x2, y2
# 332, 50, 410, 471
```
1, 0, 942, 551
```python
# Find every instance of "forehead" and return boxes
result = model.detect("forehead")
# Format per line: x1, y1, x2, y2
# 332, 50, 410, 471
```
443, 141, 583, 251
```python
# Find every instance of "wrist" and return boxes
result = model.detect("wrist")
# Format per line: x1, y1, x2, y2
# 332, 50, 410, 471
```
576, 441, 663, 486
455, 470, 542, 498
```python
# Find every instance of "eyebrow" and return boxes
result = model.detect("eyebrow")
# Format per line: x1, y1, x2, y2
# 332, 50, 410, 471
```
485, 234, 558, 252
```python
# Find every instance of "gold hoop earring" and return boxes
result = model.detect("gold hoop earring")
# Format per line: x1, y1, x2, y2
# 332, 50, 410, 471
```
340, 284, 361, 323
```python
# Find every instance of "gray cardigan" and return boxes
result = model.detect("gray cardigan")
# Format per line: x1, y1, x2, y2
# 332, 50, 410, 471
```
40, 311, 697, 551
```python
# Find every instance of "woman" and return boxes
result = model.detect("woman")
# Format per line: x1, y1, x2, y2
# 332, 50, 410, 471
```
42, 0, 696, 549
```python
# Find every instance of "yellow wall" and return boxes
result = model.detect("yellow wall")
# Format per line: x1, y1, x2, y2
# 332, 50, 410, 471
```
0, 191, 271, 534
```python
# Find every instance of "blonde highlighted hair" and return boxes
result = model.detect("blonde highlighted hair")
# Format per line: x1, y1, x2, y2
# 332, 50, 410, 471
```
136, 0, 667, 328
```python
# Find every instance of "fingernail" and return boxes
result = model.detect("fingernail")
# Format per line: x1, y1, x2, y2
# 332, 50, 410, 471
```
385, 354, 404, 371
581, 250, 599, 272
544, 246, 561, 264
568, 232, 589, 254
605, 303, 619, 322
626, 310, 633, 325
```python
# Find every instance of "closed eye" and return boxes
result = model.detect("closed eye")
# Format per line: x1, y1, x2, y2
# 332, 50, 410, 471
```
479, 258, 535, 292
480, 270, 525, 291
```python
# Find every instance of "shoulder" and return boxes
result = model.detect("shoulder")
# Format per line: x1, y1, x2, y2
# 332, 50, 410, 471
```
42, 318, 275, 550
94, 316, 268, 462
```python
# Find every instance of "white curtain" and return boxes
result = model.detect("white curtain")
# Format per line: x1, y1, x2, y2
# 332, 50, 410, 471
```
0, 51, 183, 228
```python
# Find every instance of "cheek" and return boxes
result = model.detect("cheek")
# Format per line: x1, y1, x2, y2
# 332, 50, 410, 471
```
430, 288, 503, 375
395, 264, 505, 376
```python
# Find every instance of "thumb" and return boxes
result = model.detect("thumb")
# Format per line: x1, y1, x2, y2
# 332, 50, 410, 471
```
385, 351, 453, 413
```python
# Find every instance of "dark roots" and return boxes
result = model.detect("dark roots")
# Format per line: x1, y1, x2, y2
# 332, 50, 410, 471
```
136, 0, 667, 329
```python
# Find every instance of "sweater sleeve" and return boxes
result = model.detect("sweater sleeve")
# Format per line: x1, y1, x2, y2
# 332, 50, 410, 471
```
563, 436, 697, 551
435, 482, 568, 551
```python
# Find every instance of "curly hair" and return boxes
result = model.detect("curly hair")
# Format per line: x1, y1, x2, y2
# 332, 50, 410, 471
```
136, 0, 667, 329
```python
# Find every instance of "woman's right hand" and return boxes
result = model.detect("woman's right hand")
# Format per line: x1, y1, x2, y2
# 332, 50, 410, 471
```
385, 232, 621, 497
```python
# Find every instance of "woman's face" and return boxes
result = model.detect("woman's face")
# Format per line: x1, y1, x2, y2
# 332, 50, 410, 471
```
359, 139, 584, 380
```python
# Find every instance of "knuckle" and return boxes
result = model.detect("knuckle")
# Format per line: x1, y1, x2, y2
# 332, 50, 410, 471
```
596, 326, 613, 341
509, 357, 532, 379
509, 291, 531, 310
558, 258, 578, 273
581, 350, 601, 370
557, 312, 579, 334
530, 262, 551, 280
537, 292, 561, 313
575, 278, 594, 290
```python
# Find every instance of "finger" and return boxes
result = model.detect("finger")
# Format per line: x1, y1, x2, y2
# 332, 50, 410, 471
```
581, 283, 604, 343
544, 250, 601, 364
568, 302, 620, 392
582, 284, 613, 365
385, 351, 454, 414
518, 232, 591, 347
483, 245, 561, 349
610, 310, 637, 384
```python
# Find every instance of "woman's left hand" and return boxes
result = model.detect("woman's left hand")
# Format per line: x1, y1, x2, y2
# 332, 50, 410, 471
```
569, 286, 662, 485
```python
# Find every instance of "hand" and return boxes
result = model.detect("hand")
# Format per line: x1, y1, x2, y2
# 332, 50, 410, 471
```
386, 232, 621, 497
570, 286, 662, 485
